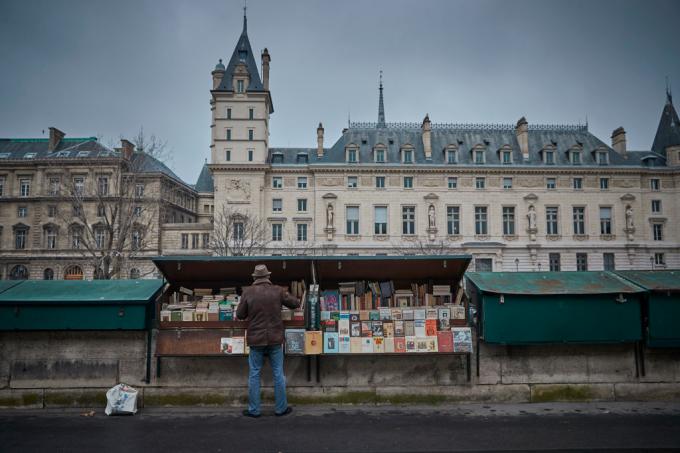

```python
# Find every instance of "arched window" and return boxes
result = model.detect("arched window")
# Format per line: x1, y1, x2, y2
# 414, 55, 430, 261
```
93, 267, 106, 280
64, 265, 84, 280
9, 265, 29, 280
129, 268, 141, 279
43, 268, 54, 280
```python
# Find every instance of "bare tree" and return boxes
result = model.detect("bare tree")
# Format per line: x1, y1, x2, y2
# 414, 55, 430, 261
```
274, 231, 318, 256
211, 206, 270, 256
57, 153, 158, 279
391, 236, 454, 256
131, 126, 173, 167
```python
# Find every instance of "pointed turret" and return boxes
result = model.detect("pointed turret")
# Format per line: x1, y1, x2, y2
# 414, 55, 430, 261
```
651, 86, 680, 156
377, 71, 386, 128
195, 160, 214, 193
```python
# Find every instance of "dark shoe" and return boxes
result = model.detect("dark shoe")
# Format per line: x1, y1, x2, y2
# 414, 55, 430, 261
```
275, 407, 293, 417
242, 409, 261, 418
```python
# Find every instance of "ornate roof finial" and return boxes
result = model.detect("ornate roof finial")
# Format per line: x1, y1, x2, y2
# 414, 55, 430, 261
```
377, 70, 386, 128
666, 76, 673, 104
243, 0, 248, 33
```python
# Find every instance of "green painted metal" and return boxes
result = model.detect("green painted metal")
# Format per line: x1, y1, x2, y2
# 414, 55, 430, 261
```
466, 271, 644, 295
479, 293, 642, 344
0, 279, 163, 330
0, 281, 24, 295
615, 270, 680, 292
647, 294, 680, 347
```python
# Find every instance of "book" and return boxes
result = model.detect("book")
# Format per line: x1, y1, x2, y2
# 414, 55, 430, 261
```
219, 309, 233, 321
339, 335, 351, 353
402, 309, 414, 321
285, 329, 306, 354
361, 321, 373, 337
413, 308, 427, 320
391, 309, 403, 320
350, 322, 361, 337
416, 337, 429, 352
379, 307, 392, 320
359, 310, 370, 320
350, 312, 360, 322
321, 311, 331, 321
373, 336, 385, 353
371, 321, 384, 337
220, 337, 232, 354
324, 332, 339, 353
426, 308, 438, 319
384, 337, 395, 353
452, 306, 466, 320
160, 310, 171, 322
321, 290, 340, 311
414, 319, 426, 337
438, 307, 451, 320
394, 337, 406, 353
438, 318, 451, 330
231, 337, 245, 354
425, 336, 438, 353
383, 321, 394, 338
405, 336, 417, 352
350, 337, 362, 353
292, 309, 304, 321
305, 331, 323, 355
437, 330, 453, 352
369, 310, 380, 321
182, 310, 195, 322
394, 320, 405, 337
170, 310, 182, 322
361, 337, 374, 353
322, 320, 337, 333
338, 312, 350, 334
453, 327, 473, 353
404, 320, 415, 337
425, 319, 438, 337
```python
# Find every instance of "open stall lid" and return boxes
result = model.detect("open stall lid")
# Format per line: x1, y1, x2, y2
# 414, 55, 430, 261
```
0, 279, 165, 305
466, 271, 645, 296
152, 256, 315, 289
0, 281, 24, 295
615, 270, 680, 293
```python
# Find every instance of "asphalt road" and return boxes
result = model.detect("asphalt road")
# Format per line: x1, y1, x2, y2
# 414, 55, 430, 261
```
2, 403, 680, 452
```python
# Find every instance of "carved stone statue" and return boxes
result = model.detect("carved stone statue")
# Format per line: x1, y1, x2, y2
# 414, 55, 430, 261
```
428, 204, 436, 228
527, 205, 537, 230
326, 203, 334, 229
625, 205, 634, 230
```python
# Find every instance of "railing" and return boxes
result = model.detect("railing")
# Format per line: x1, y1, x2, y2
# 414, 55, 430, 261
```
348, 122, 588, 132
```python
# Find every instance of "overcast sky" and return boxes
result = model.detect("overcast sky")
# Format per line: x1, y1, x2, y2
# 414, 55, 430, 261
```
1, 0, 679, 182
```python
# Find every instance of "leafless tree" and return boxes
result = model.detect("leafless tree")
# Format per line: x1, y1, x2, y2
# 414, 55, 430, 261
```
273, 232, 318, 256
391, 236, 455, 256
211, 206, 270, 256
131, 126, 173, 167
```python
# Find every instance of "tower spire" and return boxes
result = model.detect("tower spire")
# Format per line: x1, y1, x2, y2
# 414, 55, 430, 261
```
666, 76, 673, 104
243, 0, 247, 33
377, 70, 386, 128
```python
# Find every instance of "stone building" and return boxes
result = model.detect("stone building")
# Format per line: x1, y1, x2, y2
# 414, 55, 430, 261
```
194, 13, 680, 271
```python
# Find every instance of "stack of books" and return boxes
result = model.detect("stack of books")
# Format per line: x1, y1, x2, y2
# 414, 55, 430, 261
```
219, 333, 250, 354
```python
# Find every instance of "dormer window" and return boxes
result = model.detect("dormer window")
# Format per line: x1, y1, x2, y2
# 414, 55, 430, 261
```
597, 151, 609, 165
346, 146, 358, 163
474, 150, 485, 164
24, 152, 36, 159
237, 79, 245, 93
502, 150, 512, 164
374, 145, 386, 163
238, 49, 247, 62
545, 150, 555, 165
571, 150, 582, 165
271, 154, 283, 164
446, 148, 458, 164
296, 154, 308, 164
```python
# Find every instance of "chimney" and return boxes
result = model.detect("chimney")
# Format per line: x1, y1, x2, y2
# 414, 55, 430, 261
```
120, 139, 135, 160
515, 116, 529, 160
212, 59, 225, 90
317, 122, 324, 157
421, 114, 432, 159
48, 127, 65, 151
261, 48, 271, 91
611, 127, 627, 156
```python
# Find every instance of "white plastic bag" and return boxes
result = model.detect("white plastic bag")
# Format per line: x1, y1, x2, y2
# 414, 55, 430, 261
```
105, 383, 138, 415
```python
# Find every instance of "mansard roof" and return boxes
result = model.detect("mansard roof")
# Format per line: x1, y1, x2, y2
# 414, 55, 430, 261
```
195, 161, 214, 192
214, 16, 264, 93
651, 92, 680, 155
268, 122, 664, 167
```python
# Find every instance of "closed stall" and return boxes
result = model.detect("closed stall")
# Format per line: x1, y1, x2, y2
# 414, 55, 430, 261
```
466, 271, 646, 345
616, 270, 680, 348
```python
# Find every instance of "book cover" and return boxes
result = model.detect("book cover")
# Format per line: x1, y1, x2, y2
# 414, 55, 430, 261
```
414, 319, 426, 337
402, 309, 414, 321
160, 310, 171, 322
220, 337, 232, 354
373, 336, 385, 353
425, 336, 438, 353
321, 319, 338, 333
394, 320, 405, 337
304, 331, 323, 355
170, 310, 182, 322
369, 310, 380, 321
452, 306, 466, 320
438, 307, 451, 320
285, 329, 306, 355
181, 310, 195, 322
324, 332, 339, 353
425, 319, 438, 337
379, 308, 392, 320
350, 337, 362, 353
413, 308, 427, 320
292, 309, 304, 321
382, 321, 394, 338
361, 337, 374, 353
416, 337, 429, 352
339, 335, 351, 353
359, 310, 370, 321
361, 321, 373, 337
330, 311, 340, 321
384, 337, 395, 353
350, 312, 360, 322
404, 320, 415, 337
438, 318, 451, 330
394, 337, 406, 353
218, 309, 233, 321
322, 290, 340, 311
437, 331, 453, 352
338, 314, 350, 336
391, 309, 403, 320
453, 327, 473, 353
371, 321, 384, 337
350, 322, 361, 337
426, 308, 438, 319
405, 336, 417, 352
320, 311, 331, 321
232, 337, 245, 354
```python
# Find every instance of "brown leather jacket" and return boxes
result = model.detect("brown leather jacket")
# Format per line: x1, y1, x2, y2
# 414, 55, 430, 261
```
236, 278, 300, 347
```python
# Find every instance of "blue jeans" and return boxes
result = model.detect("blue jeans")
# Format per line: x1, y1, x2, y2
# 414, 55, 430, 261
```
248, 344, 288, 415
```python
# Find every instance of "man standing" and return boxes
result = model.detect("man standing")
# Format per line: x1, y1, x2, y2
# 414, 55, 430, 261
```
237, 264, 300, 417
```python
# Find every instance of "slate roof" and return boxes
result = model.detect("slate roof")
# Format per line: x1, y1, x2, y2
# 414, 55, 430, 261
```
215, 16, 264, 93
268, 123, 667, 168
195, 161, 214, 193
129, 151, 186, 185
651, 92, 680, 155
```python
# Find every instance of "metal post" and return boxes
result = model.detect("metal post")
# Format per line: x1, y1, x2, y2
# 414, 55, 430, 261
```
466, 353, 471, 382
638, 341, 646, 377
145, 328, 153, 384
306, 356, 311, 382
633, 342, 640, 378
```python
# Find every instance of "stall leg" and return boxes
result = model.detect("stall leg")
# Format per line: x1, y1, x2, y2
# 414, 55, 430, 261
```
156, 356, 162, 379
306, 356, 311, 382
315, 355, 320, 384
633, 343, 640, 378
638, 342, 646, 377
145, 329, 152, 384
476, 332, 480, 378
466, 354, 471, 382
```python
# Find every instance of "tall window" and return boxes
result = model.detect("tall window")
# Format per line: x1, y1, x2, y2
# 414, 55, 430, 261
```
403, 149, 413, 163
226, 129, 232, 140
296, 223, 308, 242
181, 233, 188, 249
502, 207, 515, 235
135, 184, 145, 197
48, 205, 57, 217
502, 150, 512, 164
654, 253, 665, 267
272, 198, 282, 212
599, 207, 612, 235
447, 149, 457, 164
249, 108, 254, 120
374, 206, 387, 235
73, 176, 84, 195
571, 151, 581, 165
0, 176, 4, 196
546, 207, 559, 235
297, 177, 308, 189
597, 151, 608, 165
447, 177, 458, 189
402, 206, 415, 235
225, 149, 231, 161
237, 79, 244, 93
573, 207, 585, 235
15, 228, 27, 249
573, 177, 583, 189
375, 176, 385, 188
545, 150, 555, 164
375, 148, 385, 163
95, 228, 106, 249
97, 176, 109, 196
18, 206, 27, 217
45, 227, 57, 249
346, 206, 359, 235
71, 227, 82, 249
549, 253, 561, 271
403, 176, 413, 189
271, 223, 282, 241
447, 206, 460, 235
48, 177, 60, 195
650, 178, 660, 191
189, 233, 198, 249
233, 222, 244, 241
474, 206, 488, 235
248, 149, 253, 161
131, 230, 142, 250
502, 177, 513, 190
347, 176, 358, 188
20, 178, 30, 197
475, 177, 485, 189
546, 178, 556, 190
347, 149, 357, 163
653, 223, 664, 241
576, 253, 588, 271
474, 150, 485, 164
603, 253, 616, 271
600, 178, 609, 190
272, 177, 282, 189
226, 107, 231, 119
297, 198, 307, 212
651, 200, 661, 213
248, 129, 254, 141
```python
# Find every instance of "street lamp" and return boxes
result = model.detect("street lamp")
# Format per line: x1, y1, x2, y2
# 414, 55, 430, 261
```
515, 258, 519, 272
